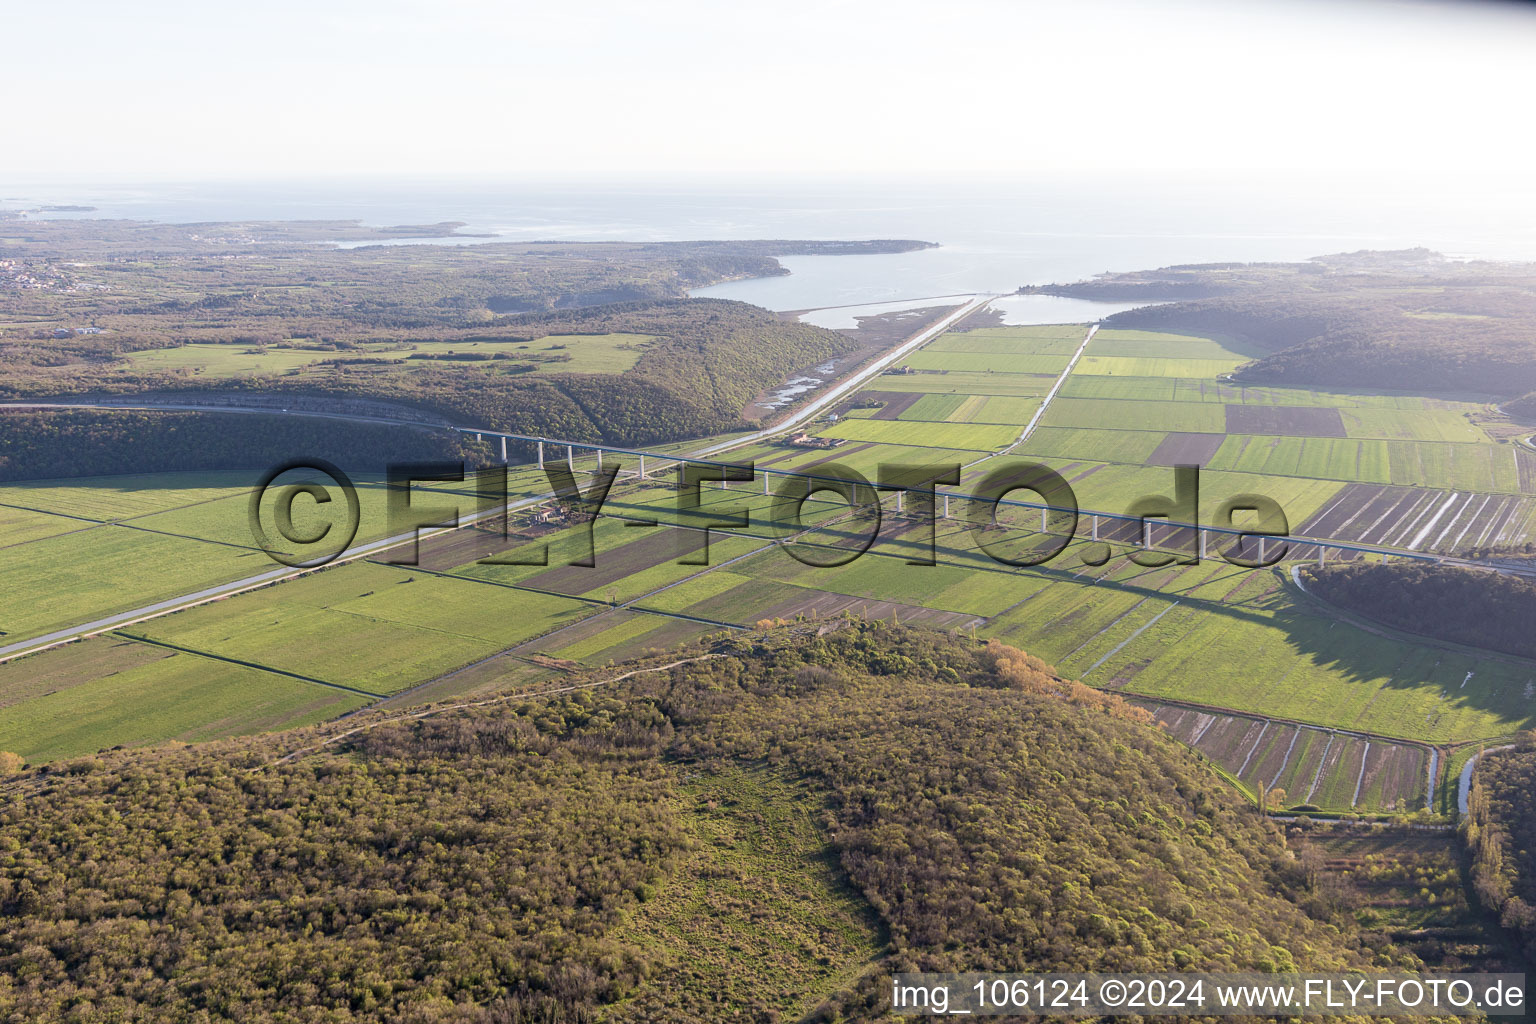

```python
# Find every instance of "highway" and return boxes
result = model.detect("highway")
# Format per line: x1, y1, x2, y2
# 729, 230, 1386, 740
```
4, 296, 1532, 665
0, 295, 994, 663
689, 293, 994, 457
0, 295, 994, 460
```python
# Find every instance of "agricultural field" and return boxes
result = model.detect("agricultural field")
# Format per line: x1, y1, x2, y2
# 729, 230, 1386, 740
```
1340, 407, 1485, 443
536, 609, 717, 664
132, 560, 595, 695
1041, 397, 1227, 433
818, 418, 1018, 451
0, 635, 368, 764
121, 333, 654, 377
1208, 435, 1530, 492
1135, 700, 1430, 814
1019, 426, 1170, 465
1084, 328, 1263, 362
0, 470, 264, 520
869, 370, 1058, 397
1300, 484, 1536, 554
897, 392, 1042, 425
956, 544, 1536, 744
1225, 405, 1346, 437
900, 350, 1072, 374
0, 503, 93, 546
1060, 374, 1491, 408
1075, 355, 1245, 378
6, 307, 1534, 818
923, 324, 1088, 355
0, 467, 543, 650
0, 526, 274, 640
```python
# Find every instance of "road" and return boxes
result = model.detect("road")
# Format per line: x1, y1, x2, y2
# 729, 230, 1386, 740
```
1012, 323, 1097, 450
0, 295, 995, 664
0, 489, 550, 662
0, 295, 993, 455
0, 400, 448, 431
5, 299, 1527, 664
689, 293, 994, 458
960, 322, 1097, 473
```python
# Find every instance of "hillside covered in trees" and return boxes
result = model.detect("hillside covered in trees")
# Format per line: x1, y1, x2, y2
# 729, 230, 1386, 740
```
0, 624, 1397, 1023
0, 407, 481, 481
1029, 250, 1536, 396
0, 298, 860, 461
0, 218, 929, 471
1304, 562, 1536, 660
1463, 738, 1536, 964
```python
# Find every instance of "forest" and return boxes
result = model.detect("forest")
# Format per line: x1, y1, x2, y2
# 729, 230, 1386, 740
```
0, 407, 479, 481
1304, 562, 1536, 660
0, 215, 920, 472
1033, 250, 1536, 396
0, 298, 857, 468
1463, 737, 1536, 965
0, 623, 1402, 1023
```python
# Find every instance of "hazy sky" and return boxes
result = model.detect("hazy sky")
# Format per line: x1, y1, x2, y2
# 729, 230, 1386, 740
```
7, 0, 1535, 182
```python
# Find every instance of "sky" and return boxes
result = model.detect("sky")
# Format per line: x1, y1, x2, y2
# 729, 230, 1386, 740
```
7, 0, 1536, 183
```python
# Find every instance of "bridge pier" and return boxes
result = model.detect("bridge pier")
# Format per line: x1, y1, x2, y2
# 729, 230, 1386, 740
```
1198, 528, 1207, 560
763, 474, 770, 495
943, 494, 950, 518
500, 436, 507, 463
567, 445, 575, 471
896, 490, 904, 513
537, 441, 544, 469
1091, 514, 1098, 541
638, 455, 646, 479
1318, 546, 1326, 568
1040, 507, 1047, 532
1257, 537, 1266, 564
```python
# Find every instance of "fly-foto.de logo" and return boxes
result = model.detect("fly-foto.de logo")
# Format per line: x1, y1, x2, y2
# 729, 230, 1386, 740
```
249, 460, 1289, 572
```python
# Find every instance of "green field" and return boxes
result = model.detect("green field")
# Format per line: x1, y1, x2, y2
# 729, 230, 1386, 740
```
1040, 397, 1227, 433
816, 418, 1018, 451
0, 503, 92, 546
0, 636, 368, 763
5, 312, 1531, 795
0, 468, 536, 648
1075, 355, 1247, 378
0, 526, 273, 639
923, 325, 1086, 355
123, 333, 654, 377
896, 392, 1043, 425
974, 550, 1536, 744
1019, 426, 1170, 465
1340, 407, 1485, 443
1, 470, 263, 520
1059, 375, 1483, 409
900, 351, 1072, 374
1086, 329, 1262, 362
134, 561, 594, 694
1209, 435, 1526, 492
870, 371, 1057, 396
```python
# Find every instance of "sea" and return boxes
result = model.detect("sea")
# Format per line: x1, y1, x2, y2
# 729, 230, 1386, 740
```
5, 174, 1535, 324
